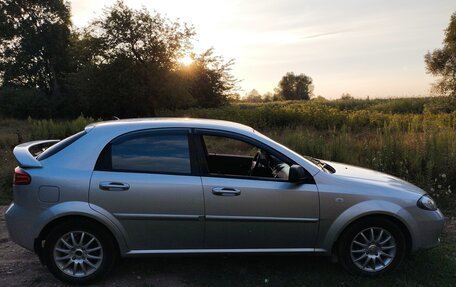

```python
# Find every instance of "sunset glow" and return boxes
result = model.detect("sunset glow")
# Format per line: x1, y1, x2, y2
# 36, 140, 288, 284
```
178, 55, 194, 66
70, 0, 456, 98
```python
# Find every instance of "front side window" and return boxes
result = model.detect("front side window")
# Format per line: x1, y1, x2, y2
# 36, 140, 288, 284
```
98, 131, 191, 174
203, 135, 257, 157
201, 134, 290, 180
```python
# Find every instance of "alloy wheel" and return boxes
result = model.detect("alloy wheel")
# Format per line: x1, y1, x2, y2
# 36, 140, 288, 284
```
53, 231, 104, 278
350, 227, 397, 272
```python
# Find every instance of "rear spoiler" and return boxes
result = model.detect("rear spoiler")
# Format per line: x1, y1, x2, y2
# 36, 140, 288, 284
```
13, 140, 60, 168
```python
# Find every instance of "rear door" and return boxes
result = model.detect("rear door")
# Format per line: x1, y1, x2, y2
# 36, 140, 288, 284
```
89, 129, 204, 251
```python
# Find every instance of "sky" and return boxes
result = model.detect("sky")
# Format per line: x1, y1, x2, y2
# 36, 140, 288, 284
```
70, 0, 456, 99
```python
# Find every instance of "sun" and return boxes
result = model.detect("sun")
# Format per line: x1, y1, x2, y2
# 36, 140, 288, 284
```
178, 55, 193, 66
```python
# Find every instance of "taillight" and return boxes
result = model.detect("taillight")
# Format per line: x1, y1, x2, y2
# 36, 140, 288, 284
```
14, 167, 31, 185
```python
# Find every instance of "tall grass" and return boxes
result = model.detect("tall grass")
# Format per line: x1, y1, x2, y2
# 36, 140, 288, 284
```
163, 100, 456, 209
163, 102, 456, 132
266, 127, 455, 209
0, 116, 96, 203
0, 99, 455, 210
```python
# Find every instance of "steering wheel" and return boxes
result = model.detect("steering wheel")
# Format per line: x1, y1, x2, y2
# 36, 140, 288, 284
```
249, 149, 270, 176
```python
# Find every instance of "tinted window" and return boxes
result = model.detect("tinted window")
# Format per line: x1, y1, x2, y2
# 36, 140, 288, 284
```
110, 132, 190, 174
203, 135, 257, 157
37, 131, 86, 161
202, 134, 290, 180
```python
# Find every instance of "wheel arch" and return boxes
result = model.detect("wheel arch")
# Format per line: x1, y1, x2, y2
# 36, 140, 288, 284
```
321, 200, 415, 256
35, 215, 121, 265
330, 213, 413, 256
33, 202, 129, 264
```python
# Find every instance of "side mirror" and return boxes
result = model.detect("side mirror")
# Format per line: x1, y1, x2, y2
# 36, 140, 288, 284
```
289, 164, 308, 183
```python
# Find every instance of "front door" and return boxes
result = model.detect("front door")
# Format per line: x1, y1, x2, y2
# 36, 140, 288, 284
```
89, 129, 204, 251
196, 131, 319, 249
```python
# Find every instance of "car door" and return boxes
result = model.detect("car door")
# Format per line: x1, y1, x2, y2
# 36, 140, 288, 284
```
196, 130, 319, 249
89, 129, 204, 251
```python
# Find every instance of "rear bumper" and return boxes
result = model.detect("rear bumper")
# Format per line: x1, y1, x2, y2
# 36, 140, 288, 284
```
411, 209, 445, 252
4, 203, 36, 251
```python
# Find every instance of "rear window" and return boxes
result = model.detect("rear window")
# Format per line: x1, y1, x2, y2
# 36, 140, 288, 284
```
37, 131, 87, 161
96, 131, 191, 174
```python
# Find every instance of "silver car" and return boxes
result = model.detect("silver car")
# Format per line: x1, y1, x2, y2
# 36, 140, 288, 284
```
5, 118, 444, 283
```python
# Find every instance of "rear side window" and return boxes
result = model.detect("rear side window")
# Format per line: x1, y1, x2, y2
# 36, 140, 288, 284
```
37, 131, 86, 161
96, 131, 191, 174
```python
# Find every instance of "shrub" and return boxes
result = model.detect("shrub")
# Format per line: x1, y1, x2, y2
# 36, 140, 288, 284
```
0, 87, 53, 118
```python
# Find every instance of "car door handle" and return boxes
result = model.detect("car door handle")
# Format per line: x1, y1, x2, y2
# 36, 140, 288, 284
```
99, 181, 130, 191
212, 187, 241, 196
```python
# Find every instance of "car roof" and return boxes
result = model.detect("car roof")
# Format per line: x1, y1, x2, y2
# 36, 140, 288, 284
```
78, 117, 321, 175
86, 118, 255, 134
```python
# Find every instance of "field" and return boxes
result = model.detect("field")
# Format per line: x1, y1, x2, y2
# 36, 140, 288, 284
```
163, 98, 456, 210
3, 97, 455, 210
0, 97, 455, 286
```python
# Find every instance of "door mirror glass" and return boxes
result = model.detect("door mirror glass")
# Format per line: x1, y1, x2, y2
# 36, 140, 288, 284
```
289, 164, 308, 183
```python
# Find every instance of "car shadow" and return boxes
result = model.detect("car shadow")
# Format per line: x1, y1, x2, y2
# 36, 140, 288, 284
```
104, 254, 344, 286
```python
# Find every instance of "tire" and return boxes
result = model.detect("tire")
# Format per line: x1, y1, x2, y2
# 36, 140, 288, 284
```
43, 220, 117, 284
338, 217, 406, 276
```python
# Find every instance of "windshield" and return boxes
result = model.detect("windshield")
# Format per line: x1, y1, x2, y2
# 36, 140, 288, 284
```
253, 129, 325, 171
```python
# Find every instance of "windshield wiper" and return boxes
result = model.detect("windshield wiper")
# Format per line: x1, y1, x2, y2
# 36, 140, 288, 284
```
305, 156, 336, 173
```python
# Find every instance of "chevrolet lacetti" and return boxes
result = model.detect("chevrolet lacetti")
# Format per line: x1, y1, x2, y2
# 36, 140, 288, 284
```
5, 118, 444, 283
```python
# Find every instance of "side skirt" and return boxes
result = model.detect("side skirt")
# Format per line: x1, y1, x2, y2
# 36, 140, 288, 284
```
124, 248, 328, 257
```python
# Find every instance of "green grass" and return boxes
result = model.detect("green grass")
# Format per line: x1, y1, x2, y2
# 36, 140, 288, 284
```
0, 116, 95, 204
175, 230, 456, 287
0, 98, 455, 209
117, 238, 456, 286
267, 127, 456, 210
162, 100, 456, 211
162, 100, 456, 132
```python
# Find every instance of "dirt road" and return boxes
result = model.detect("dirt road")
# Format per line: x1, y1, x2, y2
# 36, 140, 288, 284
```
1, 205, 455, 287
0, 205, 194, 286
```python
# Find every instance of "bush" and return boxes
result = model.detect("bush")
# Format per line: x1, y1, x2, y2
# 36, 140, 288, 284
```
29, 115, 95, 139
0, 87, 53, 118
424, 97, 456, 113
369, 98, 426, 114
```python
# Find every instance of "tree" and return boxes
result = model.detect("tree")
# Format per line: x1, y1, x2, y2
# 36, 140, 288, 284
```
70, 0, 195, 117
0, 0, 72, 98
274, 72, 313, 100
244, 89, 262, 103
263, 92, 273, 102
184, 49, 236, 108
0, 0, 237, 118
425, 11, 456, 98
227, 92, 241, 103
312, 95, 327, 102
340, 93, 353, 100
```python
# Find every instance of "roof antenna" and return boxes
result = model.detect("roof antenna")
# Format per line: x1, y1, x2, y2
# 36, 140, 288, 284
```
112, 116, 120, 120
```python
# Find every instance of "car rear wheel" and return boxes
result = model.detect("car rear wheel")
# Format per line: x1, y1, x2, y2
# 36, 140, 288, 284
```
44, 220, 117, 284
338, 217, 406, 276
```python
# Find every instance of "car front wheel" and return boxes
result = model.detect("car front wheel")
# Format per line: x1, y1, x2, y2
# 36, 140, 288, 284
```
338, 217, 406, 276
44, 220, 117, 284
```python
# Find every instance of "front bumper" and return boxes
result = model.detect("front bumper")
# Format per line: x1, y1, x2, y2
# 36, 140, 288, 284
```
4, 203, 36, 251
411, 209, 445, 252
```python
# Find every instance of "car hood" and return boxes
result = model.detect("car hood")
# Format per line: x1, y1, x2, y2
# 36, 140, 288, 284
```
322, 160, 426, 196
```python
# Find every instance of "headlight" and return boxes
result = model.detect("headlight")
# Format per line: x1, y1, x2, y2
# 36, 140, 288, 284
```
417, 194, 438, 211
